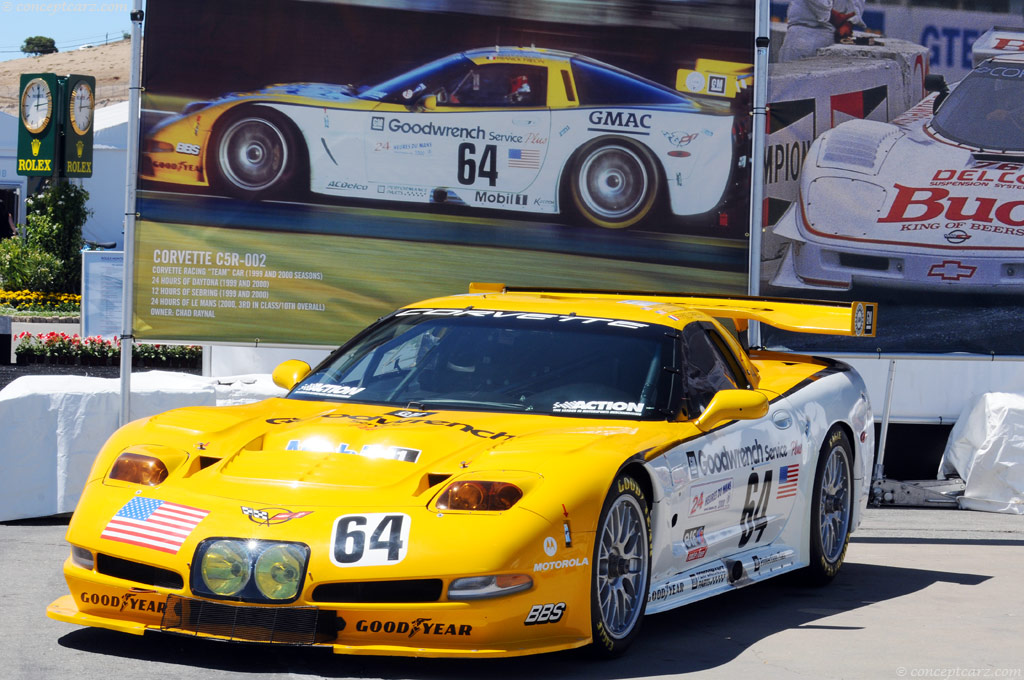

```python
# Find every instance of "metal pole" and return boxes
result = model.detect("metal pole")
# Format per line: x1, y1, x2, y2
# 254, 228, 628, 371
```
118, 3, 144, 427
873, 358, 898, 481
747, 0, 771, 347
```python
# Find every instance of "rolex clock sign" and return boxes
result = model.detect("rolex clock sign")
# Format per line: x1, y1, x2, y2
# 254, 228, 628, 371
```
17, 73, 59, 176
63, 74, 95, 178
16, 73, 95, 178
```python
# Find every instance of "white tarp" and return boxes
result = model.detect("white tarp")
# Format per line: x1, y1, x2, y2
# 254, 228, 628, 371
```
938, 392, 1024, 514
0, 371, 284, 522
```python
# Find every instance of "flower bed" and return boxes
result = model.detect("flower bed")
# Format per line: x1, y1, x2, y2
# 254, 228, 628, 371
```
14, 331, 201, 369
0, 290, 81, 315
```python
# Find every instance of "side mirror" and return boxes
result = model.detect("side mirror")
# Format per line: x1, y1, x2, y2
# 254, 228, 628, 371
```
694, 389, 769, 432
924, 73, 949, 112
271, 360, 311, 391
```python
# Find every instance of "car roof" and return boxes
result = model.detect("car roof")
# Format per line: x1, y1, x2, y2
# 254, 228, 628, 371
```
462, 46, 577, 63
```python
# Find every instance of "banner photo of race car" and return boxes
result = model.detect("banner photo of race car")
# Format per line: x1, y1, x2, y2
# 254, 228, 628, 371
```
136, 0, 755, 344
759, 29, 1024, 356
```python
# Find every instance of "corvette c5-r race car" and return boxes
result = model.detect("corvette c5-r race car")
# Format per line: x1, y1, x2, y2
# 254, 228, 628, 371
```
771, 51, 1024, 292
140, 47, 741, 229
48, 284, 876, 658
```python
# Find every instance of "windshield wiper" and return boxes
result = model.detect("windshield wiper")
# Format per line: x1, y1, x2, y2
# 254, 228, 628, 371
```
412, 399, 530, 411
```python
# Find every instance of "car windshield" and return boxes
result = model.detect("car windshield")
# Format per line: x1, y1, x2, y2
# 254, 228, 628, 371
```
289, 308, 676, 419
357, 53, 474, 104
931, 62, 1024, 151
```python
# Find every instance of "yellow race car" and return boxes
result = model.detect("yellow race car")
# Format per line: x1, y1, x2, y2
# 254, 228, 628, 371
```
48, 284, 876, 658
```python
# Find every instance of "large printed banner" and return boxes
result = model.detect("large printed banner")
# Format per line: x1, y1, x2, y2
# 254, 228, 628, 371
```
136, 0, 756, 345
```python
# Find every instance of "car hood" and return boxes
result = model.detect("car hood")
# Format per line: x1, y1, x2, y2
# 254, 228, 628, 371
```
798, 117, 1024, 253
126, 400, 661, 508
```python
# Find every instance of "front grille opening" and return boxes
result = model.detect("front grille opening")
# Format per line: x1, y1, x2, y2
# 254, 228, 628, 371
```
161, 594, 336, 645
838, 252, 891, 272
97, 553, 184, 589
311, 579, 443, 603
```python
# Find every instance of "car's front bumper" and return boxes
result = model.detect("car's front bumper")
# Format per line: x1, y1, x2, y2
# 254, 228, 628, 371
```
47, 543, 594, 658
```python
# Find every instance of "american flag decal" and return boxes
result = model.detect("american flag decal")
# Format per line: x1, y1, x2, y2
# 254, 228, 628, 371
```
101, 497, 209, 554
508, 148, 541, 168
776, 464, 800, 499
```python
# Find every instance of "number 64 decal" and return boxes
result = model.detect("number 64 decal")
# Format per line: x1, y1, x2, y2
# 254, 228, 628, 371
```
330, 513, 410, 567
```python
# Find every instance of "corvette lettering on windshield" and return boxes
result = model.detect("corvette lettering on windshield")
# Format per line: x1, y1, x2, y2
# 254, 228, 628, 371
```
396, 308, 648, 329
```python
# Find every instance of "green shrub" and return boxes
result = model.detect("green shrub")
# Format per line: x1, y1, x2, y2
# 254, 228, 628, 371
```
0, 237, 65, 293
24, 181, 91, 293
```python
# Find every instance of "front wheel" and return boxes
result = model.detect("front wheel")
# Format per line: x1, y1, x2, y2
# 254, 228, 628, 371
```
590, 473, 651, 657
208, 106, 305, 199
805, 426, 854, 585
569, 140, 661, 229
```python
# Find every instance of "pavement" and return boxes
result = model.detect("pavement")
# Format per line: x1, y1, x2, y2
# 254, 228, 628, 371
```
1, 507, 1021, 680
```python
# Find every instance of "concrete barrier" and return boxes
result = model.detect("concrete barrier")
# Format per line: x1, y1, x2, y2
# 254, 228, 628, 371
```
764, 37, 930, 258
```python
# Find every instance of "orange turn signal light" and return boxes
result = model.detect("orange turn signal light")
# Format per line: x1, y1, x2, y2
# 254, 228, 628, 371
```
437, 481, 523, 511
109, 452, 170, 486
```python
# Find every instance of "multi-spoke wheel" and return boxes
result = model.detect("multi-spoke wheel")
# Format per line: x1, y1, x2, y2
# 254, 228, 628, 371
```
208, 107, 305, 199
805, 426, 853, 585
590, 473, 651, 656
569, 139, 661, 229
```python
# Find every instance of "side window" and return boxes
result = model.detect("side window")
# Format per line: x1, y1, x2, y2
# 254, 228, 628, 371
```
443, 64, 547, 107
681, 324, 743, 415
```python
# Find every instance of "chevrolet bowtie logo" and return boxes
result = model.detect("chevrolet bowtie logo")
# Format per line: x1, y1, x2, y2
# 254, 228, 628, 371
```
927, 260, 976, 281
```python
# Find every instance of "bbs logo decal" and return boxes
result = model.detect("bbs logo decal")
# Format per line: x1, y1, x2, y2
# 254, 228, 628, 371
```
175, 142, 200, 155
525, 602, 565, 625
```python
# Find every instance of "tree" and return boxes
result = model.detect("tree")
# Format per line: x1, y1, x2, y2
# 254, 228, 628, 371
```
21, 36, 58, 56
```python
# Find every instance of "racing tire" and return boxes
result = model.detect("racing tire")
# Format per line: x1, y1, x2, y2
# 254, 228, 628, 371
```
590, 472, 652, 657
568, 139, 661, 229
804, 426, 854, 586
207, 106, 306, 200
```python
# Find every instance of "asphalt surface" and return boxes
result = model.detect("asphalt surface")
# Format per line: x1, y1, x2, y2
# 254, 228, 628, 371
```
2, 507, 1021, 680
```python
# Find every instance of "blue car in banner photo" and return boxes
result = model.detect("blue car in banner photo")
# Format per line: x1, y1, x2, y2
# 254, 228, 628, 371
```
140, 47, 744, 229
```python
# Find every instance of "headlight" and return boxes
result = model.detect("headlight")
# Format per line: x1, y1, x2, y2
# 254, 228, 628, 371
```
436, 481, 523, 511
200, 540, 251, 596
109, 452, 169, 486
192, 539, 310, 603
254, 543, 306, 600
70, 545, 94, 570
448, 574, 532, 600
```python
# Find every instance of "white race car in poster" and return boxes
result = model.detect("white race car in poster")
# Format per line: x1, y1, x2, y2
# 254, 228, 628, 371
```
771, 52, 1024, 292
142, 47, 742, 229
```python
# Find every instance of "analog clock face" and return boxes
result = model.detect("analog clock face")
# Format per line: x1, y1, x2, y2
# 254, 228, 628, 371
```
21, 77, 53, 134
69, 80, 95, 135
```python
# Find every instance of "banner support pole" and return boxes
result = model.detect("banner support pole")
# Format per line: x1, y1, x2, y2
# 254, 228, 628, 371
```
118, 2, 144, 427
747, 0, 770, 348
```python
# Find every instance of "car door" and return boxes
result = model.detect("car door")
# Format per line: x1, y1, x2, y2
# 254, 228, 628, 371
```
365, 61, 551, 193
671, 322, 803, 566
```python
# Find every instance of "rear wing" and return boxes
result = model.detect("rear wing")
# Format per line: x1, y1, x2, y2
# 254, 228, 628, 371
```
468, 283, 877, 338
675, 59, 752, 100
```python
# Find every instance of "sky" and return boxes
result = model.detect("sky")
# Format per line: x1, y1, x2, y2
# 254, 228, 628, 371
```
0, 2, 134, 62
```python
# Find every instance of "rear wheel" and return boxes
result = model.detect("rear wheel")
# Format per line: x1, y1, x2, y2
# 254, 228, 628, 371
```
805, 427, 853, 585
569, 139, 661, 229
208, 106, 305, 199
590, 472, 651, 656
